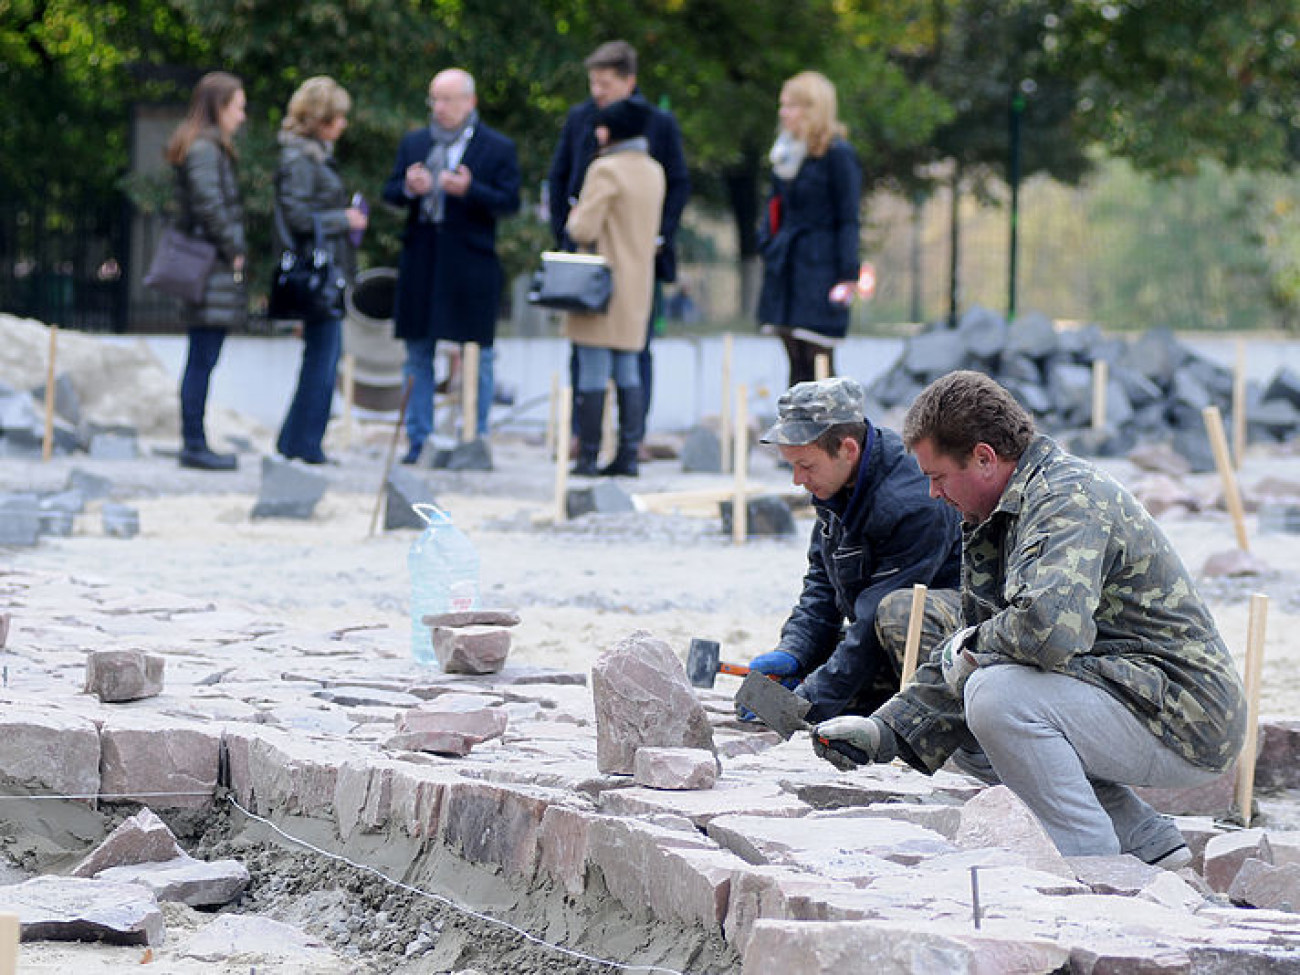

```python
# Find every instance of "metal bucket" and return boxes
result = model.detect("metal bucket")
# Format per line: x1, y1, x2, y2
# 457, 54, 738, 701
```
342, 267, 406, 411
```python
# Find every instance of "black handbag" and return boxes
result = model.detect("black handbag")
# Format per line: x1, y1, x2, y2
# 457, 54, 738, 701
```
143, 225, 218, 304
527, 251, 612, 313
267, 208, 346, 322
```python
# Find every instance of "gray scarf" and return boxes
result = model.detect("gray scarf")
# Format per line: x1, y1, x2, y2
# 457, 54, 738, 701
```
421, 109, 479, 223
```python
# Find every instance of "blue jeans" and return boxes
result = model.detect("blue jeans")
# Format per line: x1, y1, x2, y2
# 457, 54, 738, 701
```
180, 327, 226, 450
404, 338, 494, 449
277, 317, 341, 462
575, 346, 640, 392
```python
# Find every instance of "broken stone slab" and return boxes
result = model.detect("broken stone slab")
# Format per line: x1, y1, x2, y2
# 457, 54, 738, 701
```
311, 685, 423, 708
431, 625, 511, 674
423, 608, 521, 628
99, 712, 220, 809
566, 479, 636, 518
0, 706, 100, 800
250, 456, 327, 520
591, 629, 716, 774
432, 438, 493, 472
1200, 548, 1269, 579
88, 429, 139, 460
1204, 828, 1272, 892
0, 494, 41, 546
634, 747, 718, 791
1228, 857, 1300, 912
84, 648, 164, 703
0, 875, 163, 946
680, 425, 723, 473
33, 373, 81, 426
224, 724, 371, 818
387, 762, 463, 841
1069, 942, 1193, 974
67, 467, 113, 500
384, 467, 439, 530
176, 914, 337, 966
1066, 854, 1165, 895
438, 779, 557, 878
96, 855, 250, 908
719, 495, 796, 537
955, 785, 1072, 875
71, 807, 184, 878
386, 729, 487, 756
1258, 503, 1300, 534
599, 778, 809, 829
1132, 473, 1202, 517
1136, 763, 1240, 816
396, 701, 509, 740
101, 501, 140, 538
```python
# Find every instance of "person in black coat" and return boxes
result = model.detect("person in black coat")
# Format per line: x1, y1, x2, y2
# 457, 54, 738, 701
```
273, 76, 368, 465
744, 377, 963, 724
383, 68, 521, 464
164, 71, 248, 471
757, 71, 862, 387
547, 40, 690, 431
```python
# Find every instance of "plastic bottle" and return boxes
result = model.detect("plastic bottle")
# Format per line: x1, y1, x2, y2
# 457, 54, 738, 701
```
408, 503, 480, 664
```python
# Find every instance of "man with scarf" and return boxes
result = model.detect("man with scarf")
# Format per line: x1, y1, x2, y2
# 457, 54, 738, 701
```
384, 68, 521, 464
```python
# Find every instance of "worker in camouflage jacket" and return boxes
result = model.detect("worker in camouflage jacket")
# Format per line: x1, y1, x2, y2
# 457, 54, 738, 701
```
815, 369, 1247, 864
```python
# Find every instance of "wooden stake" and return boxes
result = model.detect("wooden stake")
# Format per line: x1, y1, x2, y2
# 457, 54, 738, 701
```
732, 383, 749, 544
0, 911, 19, 975
1233, 339, 1247, 470
720, 333, 734, 474
1203, 406, 1250, 552
544, 371, 560, 455
1235, 592, 1269, 826
41, 324, 57, 461
339, 352, 356, 451
1091, 358, 1108, 432
899, 583, 929, 687
461, 342, 480, 443
368, 377, 412, 539
553, 387, 573, 524
814, 353, 831, 381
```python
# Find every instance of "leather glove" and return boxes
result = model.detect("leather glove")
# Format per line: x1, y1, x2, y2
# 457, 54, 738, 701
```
939, 625, 979, 695
812, 715, 894, 771
748, 649, 801, 690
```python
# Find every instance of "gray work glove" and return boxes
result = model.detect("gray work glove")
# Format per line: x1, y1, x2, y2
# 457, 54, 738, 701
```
812, 715, 896, 772
939, 625, 979, 695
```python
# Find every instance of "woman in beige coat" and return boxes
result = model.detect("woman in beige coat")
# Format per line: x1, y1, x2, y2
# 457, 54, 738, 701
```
565, 98, 666, 476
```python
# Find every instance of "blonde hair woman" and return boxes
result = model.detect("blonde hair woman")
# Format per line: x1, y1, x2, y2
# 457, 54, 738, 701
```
756, 70, 862, 386
165, 71, 247, 471
273, 75, 368, 464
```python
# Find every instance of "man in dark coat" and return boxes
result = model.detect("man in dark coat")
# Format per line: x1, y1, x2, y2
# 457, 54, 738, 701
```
744, 377, 963, 723
383, 67, 521, 463
547, 40, 690, 429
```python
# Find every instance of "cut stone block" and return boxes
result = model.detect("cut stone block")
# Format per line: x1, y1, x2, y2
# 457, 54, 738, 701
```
97, 855, 250, 908
0, 494, 41, 546
566, 479, 635, 518
423, 608, 521, 628
591, 629, 716, 774
100, 713, 220, 808
438, 779, 552, 877
71, 808, 183, 878
176, 914, 334, 964
431, 625, 511, 674
388, 763, 461, 840
719, 495, 796, 536
0, 875, 163, 946
385, 729, 481, 756
396, 701, 509, 740
84, 648, 164, 703
250, 456, 327, 519
101, 501, 140, 538
432, 438, 493, 471
956, 785, 1070, 872
537, 804, 600, 895
88, 430, 139, 460
0, 707, 100, 800
681, 425, 723, 473
384, 467, 438, 530
67, 467, 113, 500
1203, 829, 1272, 893
224, 725, 366, 818
1258, 719, 1300, 791
1227, 857, 1300, 912
634, 746, 718, 791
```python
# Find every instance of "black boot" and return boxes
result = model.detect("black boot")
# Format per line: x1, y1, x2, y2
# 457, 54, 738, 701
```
600, 385, 644, 477
570, 389, 605, 477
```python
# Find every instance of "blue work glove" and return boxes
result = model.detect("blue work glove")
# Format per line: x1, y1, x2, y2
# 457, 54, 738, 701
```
939, 625, 979, 695
748, 650, 801, 690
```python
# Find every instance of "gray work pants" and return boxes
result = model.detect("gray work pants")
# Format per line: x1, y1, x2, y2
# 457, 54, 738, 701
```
957, 664, 1221, 859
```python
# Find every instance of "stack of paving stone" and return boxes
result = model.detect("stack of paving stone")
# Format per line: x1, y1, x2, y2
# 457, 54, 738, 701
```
867, 309, 1300, 470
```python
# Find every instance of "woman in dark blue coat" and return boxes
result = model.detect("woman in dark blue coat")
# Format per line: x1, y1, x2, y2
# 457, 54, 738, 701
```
757, 71, 862, 387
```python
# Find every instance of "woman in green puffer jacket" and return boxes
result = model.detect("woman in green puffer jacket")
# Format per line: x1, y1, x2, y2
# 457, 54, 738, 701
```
164, 71, 248, 471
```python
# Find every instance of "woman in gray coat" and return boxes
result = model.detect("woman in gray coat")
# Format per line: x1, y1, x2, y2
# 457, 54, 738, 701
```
273, 76, 367, 464
164, 71, 248, 471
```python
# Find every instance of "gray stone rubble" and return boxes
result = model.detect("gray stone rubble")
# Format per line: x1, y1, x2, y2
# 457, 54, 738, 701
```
1, 569, 1300, 971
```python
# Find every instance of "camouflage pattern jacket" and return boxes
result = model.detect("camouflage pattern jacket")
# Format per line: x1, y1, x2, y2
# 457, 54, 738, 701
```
878, 435, 1247, 774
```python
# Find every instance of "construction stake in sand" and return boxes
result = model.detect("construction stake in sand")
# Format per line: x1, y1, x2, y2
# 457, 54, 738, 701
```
1203, 405, 1250, 552
720, 332, 733, 473
41, 324, 57, 461
553, 387, 573, 524
544, 371, 559, 455
899, 583, 929, 687
0, 911, 17, 975
814, 353, 831, 381
1233, 339, 1248, 470
461, 342, 479, 443
732, 383, 749, 544
1235, 592, 1269, 826
1091, 359, 1108, 432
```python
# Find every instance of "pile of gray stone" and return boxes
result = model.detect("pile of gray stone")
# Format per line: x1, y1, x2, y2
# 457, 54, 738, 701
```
868, 309, 1300, 470
0, 376, 140, 460
0, 467, 138, 546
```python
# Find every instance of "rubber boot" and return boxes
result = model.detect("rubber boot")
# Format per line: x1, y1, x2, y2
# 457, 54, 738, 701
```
600, 385, 645, 477
570, 389, 605, 476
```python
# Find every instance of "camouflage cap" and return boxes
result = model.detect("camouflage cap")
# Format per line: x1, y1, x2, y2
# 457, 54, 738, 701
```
760, 377, 866, 445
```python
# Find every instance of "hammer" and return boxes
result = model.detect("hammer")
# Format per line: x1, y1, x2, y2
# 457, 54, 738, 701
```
686, 638, 750, 689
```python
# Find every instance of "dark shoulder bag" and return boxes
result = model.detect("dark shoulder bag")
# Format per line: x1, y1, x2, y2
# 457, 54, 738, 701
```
527, 250, 612, 313
267, 205, 345, 322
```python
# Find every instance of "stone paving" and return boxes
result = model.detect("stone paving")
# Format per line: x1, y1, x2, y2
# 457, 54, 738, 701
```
3, 565, 1300, 974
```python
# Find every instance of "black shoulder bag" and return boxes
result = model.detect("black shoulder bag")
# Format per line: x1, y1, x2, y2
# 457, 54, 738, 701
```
267, 206, 346, 322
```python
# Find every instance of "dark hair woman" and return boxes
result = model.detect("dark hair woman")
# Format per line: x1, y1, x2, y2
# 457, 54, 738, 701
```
272, 75, 367, 464
165, 70, 248, 470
